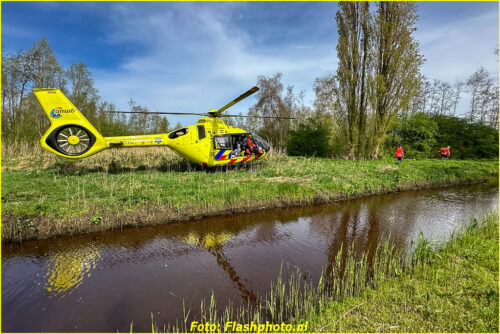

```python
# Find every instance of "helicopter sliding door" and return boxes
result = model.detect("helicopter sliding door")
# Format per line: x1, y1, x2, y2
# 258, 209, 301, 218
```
213, 135, 233, 161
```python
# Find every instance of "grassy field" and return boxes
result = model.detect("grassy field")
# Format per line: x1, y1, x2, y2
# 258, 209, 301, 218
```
1, 143, 498, 241
152, 212, 498, 333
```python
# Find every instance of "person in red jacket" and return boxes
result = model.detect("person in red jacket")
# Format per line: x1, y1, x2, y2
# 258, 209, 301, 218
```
439, 147, 447, 160
439, 146, 451, 160
246, 135, 260, 155
395, 146, 404, 165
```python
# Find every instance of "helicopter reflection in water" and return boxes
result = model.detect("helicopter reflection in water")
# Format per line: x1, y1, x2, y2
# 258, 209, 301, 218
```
183, 231, 257, 304
43, 246, 100, 296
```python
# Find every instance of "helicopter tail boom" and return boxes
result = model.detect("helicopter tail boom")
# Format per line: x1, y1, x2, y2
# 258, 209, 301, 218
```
34, 89, 174, 159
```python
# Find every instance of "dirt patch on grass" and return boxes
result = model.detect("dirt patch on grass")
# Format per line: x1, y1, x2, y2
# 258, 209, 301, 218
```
264, 176, 314, 184
380, 165, 398, 172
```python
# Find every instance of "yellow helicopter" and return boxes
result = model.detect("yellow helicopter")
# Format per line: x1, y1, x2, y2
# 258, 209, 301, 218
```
34, 87, 293, 167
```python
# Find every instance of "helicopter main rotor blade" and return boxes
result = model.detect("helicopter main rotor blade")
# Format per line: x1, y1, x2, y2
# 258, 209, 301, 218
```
106, 110, 295, 119
213, 86, 259, 117
108, 111, 209, 116
219, 114, 296, 119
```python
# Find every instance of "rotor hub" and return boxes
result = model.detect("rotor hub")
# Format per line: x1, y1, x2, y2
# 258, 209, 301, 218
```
68, 135, 80, 145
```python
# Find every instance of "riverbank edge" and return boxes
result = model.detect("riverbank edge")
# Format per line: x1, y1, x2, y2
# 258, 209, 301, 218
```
2, 176, 496, 243
301, 211, 499, 332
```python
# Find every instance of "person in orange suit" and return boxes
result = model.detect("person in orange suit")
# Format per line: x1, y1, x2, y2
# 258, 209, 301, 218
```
395, 146, 404, 165
439, 147, 447, 160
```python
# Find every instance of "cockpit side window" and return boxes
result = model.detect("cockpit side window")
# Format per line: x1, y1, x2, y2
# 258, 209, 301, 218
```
168, 128, 189, 139
251, 133, 270, 151
214, 135, 231, 149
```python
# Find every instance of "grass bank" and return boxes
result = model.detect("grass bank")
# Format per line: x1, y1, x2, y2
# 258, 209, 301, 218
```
303, 211, 499, 332
152, 212, 498, 333
1, 143, 498, 241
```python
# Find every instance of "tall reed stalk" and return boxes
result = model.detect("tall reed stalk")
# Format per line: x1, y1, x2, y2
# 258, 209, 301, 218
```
152, 237, 407, 332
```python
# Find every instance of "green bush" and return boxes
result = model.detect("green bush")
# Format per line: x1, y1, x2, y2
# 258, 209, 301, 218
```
287, 117, 331, 157
432, 115, 498, 159
385, 113, 438, 158
384, 113, 498, 159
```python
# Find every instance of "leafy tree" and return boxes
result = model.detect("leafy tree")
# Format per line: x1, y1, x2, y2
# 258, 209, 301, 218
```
313, 74, 347, 157
385, 113, 438, 158
334, 2, 371, 159
385, 113, 498, 159
370, 2, 424, 159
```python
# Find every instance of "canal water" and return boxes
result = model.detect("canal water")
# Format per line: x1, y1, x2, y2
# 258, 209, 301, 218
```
2, 181, 498, 332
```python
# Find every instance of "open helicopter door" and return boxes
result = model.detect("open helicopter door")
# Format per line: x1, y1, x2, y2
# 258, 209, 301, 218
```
213, 135, 233, 162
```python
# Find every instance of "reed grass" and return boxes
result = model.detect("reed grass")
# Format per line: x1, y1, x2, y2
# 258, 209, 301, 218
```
1, 143, 498, 241
152, 238, 405, 333
147, 212, 498, 333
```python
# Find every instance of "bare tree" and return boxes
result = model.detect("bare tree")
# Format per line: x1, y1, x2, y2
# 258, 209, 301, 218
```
466, 67, 491, 122
452, 81, 464, 116
436, 81, 454, 115
313, 73, 336, 116
1, 38, 64, 142
248, 73, 296, 149
487, 86, 499, 129
65, 62, 99, 122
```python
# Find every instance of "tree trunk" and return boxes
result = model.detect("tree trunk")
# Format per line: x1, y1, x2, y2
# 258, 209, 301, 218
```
370, 118, 384, 159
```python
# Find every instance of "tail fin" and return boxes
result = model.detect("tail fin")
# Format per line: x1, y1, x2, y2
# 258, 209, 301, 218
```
34, 88, 106, 159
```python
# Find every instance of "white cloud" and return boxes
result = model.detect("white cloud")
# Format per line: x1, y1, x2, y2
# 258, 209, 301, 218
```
91, 3, 337, 126
417, 9, 498, 82
416, 8, 498, 116
89, 3, 498, 123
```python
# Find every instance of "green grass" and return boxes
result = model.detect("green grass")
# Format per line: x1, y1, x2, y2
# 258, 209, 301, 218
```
1, 144, 498, 241
152, 233, 408, 333
304, 212, 499, 332
150, 212, 498, 333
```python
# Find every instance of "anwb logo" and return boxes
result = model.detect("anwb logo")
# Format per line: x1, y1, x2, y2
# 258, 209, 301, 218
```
50, 107, 75, 119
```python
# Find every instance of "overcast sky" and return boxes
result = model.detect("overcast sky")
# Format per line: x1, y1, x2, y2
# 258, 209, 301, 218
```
2, 2, 498, 125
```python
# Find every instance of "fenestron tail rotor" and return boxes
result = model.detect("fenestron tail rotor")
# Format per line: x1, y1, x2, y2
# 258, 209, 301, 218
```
55, 125, 92, 156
